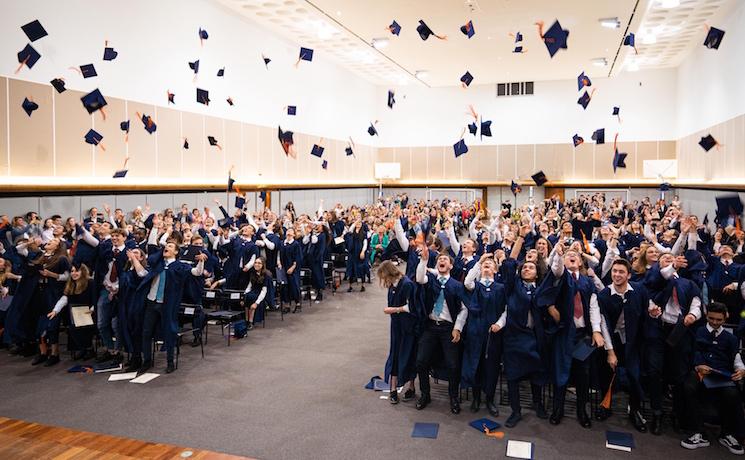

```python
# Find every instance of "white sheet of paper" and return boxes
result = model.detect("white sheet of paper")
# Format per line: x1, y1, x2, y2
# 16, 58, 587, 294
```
334, 236, 344, 245
506, 440, 533, 459
230, 293, 241, 300
108, 372, 138, 382
205, 291, 216, 298
71, 306, 94, 327
130, 373, 160, 384
184, 307, 195, 315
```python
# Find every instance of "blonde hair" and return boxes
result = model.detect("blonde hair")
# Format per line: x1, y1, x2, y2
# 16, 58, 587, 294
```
377, 261, 402, 288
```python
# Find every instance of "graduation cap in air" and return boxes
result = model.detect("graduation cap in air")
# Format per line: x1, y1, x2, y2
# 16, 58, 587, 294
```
538, 20, 569, 58
17, 44, 41, 71
388, 20, 401, 36
623, 32, 637, 54
120, 120, 130, 133
21, 98, 38, 117
592, 128, 605, 144
577, 71, 591, 91
139, 113, 157, 134
658, 182, 671, 192
259, 191, 267, 202
480, 118, 492, 140
467, 122, 478, 136
218, 217, 233, 229
197, 88, 210, 105
510, 180, 522, 196
167, 90, 175, 104
278, 126, 295, 156
199, 28, 209, 42
368, 122, 378, 136
453, 139, 468, 158
311, 144, 325, 158
612, 106, 621, 122
235, 195, 246, 209
208, 136, 221, 149
704, 26, 725, 49
416, 20, 446, 40
84, 129, 103, 146
322, 160, 328, 170
113, 157, 129, 179
299, 47, 314, 62
572, 134, 584, 147
189, 59, 200, 74
577, 90, 593, 110
22, 19, 48, 42
262, 54, 271, 68
50, 78, 66, 93
345, 146, 354, 156
217, 67, 225, 77
80, 64, 97, 78
512, 31, 525, 53
284, 105, 295, 116
183, 138, 189, 149
80, 88, 107, 115
460, 71, 474, 87
460, 20, 475, 39
226, 97, 234, 106
698, 134, 719, 152
227, 174, 235, 192
103, 43, 118, 61
612, 149, 627, 173
387, 90, 395, 109
532, 171, 547, 186
715, 194, 743, 222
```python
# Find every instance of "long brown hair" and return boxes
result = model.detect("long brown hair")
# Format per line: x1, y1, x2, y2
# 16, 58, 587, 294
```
32, 238, 69, 270
64, 264, 91, 296
631, 242, 651, 275
377, 260, 402, 288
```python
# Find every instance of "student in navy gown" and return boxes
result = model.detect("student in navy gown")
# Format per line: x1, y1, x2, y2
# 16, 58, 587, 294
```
378, 260, 419, 404
49, 263, 95, 360
243, 257, 272, 330
345, 219, 369, 292
279, 228, 303, 314
119, 248, 149, 372
304, 222, 328, 302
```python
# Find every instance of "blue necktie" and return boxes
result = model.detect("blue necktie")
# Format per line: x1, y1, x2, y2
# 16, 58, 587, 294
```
434, 276, 447, 317
483, 279, 492, 287
155, 269, 167, 303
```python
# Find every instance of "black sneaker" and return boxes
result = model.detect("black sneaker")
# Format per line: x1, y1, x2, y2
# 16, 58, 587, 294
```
681, 433, 710, 450
719, 435, 745, 455
389, 390, 399, 405
43, 355, 60, 367
31, 354, 47, 366
95, 351, 113, 363
505, 411, 522, 428
402, 389, 416, 402
247, 322, 254, 331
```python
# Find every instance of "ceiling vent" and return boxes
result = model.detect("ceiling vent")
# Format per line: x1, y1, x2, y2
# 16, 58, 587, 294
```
496, 81, 534, 97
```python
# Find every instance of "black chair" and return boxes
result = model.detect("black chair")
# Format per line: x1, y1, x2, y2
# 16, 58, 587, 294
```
204, 309, 244, 346
300, 268, 313, 307
175, 303, 205, 367
323, 260, 336, 295
330, 253, 348, 290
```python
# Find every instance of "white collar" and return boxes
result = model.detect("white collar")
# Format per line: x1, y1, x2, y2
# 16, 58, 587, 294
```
706, 323, 722, 337
609, 283, 633, 295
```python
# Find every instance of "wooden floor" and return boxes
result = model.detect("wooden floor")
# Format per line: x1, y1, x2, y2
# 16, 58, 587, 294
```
0, 417, 254, 460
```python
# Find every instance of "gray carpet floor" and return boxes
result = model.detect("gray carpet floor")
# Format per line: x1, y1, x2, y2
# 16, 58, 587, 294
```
0, 279, 730, 459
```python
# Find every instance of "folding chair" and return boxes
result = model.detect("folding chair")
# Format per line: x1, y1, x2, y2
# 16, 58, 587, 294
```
176, 303, 205, 367
299, 268, 313, 307
323, 260, 336, 295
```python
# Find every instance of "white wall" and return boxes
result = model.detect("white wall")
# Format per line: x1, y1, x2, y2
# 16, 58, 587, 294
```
1, 0, 377, 142
376, 68, 678, 148
676, 1, 745, 137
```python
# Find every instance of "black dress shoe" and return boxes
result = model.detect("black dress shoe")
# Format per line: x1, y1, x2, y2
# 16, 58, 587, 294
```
533, 402, 548, 419
137, 361, 153, 375
281, 307, 290, 314
549, 409, 564, 425
43, 355, 60, 367
165, 362, 176, 374
416, 394, 431, 410
125, 358, 142, 373
450, 397, 461, 415
651, 414, 663, 435
402, 389, 416, 402
293, 304, 302, 313
31, 354, 47, 366
486, 400, 499, 417
505, 411, 522, 428
578, 410, 592, 429
630, 410, 648, 433
347, 287, 353, 293
111, 353, 123, 365
470, 395, 481, 413
595, 407, 612, 421
191, 337, 202, 348
360, 285, 365, 292
96, 351, 113, 363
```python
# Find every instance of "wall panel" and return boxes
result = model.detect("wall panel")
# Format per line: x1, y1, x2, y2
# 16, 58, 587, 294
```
155, 106, 181, 178
0, 77, 8, 176
92, 98, 127, 178
181, 111, 205, 178
127, 102, 157, 178
10, 79, 54, 176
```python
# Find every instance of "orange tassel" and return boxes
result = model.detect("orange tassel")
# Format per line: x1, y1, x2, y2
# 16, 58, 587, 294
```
600, 372, 615, 409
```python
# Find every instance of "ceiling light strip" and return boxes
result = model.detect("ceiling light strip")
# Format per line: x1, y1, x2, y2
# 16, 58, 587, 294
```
608, 0, 641, 77
303, 0, 430, 87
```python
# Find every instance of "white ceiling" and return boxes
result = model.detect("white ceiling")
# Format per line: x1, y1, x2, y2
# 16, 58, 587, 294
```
214, 0, 738, 87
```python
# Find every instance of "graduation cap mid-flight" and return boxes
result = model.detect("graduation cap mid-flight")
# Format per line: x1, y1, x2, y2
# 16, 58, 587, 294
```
577, 71, 591, 91
322, 159, 328, 170
50, 78, 66, 93
453, 138, 468, 158
189, 59, 200, 74
467, 122, 478, 136
287, 105, 296, 115
120, 120, 130, 133
417, 20, 446, 40
512, 31, 525, 53
113, 157, 129, 179
699, 134, 720, 152
103, 41, 118, 61
311, 144, 325, 158
460, 71, 474, 87
460, 20, 475, 39
21, 97, 38, 117
480, 118, 492, 140
591, 128, 605, 144
197, 88, 210, 105
658, 182, 671, 192
298, 47, 314, 64
572, 134, 584, 147
16, 44, 41, 72
577, 90, 594, 110
510, 180, 522, 196
84, 129, 104, 148
217, 67, 225, 77
388, 20, 401, 36
537, 19, 569, 58
532, 170, 547, 186
345, 145, 354, 156
226, 97, 234, 106
80, 88, 107, 117
21, 19, 48, 42
80, 64, 97, 78
139, 112, 157, 134
704, 26, 725, 49
278, 126, 296, 158
262, 54, 271, 68
624, 32, 637, 54
368, 122, 378, 136
387, 90, 395, 109
183, 138, 189, 149
167, 90, 175, 104
208, 136, 222, 150
234, 194, 245, 209
612, 134, 627, 173
715, 194, 744, 223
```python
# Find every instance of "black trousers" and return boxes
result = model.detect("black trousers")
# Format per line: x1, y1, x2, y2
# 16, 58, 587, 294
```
683, 371, 745, 438
598, 334, 642, 412
508, 380, 543, 413
553, 328, 591, 415
473, 333, 502, 402
417, 320, 461, 398
142, 300, 174, 364
645, 321, 693, 417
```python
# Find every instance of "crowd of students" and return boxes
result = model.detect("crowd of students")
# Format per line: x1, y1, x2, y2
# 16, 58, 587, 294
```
376, 192, 745, 456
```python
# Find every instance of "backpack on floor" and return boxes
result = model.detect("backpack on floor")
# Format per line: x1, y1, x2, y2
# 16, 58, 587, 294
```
233, 320, 248, 339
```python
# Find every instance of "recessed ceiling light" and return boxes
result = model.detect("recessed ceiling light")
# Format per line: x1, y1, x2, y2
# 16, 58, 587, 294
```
415, 70, 429, 79
599, 17, 621, 29
371, 38, 389, 49
658, 0, 680, 8
591, 57, 608, 67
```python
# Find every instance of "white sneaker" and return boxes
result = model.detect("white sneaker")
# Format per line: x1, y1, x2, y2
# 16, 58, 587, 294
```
719, 435, 745, 455
681, 433, 710, 450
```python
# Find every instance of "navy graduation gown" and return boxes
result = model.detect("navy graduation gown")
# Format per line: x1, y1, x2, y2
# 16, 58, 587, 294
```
384, 276, 420, 384
307, 232, 327, 290
221, 237, 259, 290
344, 232, 369, 280
461, 278, 506, 388
118, 268, 148, 353
279, 240, 303, 301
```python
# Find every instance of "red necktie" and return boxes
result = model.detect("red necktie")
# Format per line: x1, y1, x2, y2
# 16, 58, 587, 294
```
70, 239, 78, 257
109, 249, 120, 283
671, 285, 679, 307
573, 272, 583, 319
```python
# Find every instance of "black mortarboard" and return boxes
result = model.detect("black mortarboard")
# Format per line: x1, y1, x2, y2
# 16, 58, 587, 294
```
227, 175, 235, 191
167, 91, 175, 104
453, 139, 468, 157
80, 64, 97, 78
103, 47, 118, 61
218, 217, 233, 229
715, 195, 743, 221
259, 191, 267, 202
140, 113, 157, 134
387, 90, 395, 109
572, 134, 584, 147
345, 146, 354, 156
531, 170, 547, 186
199, 28, 209, 41
389, 20, 401, 36
460, 71, 474, 87
577, 71, 591, 91
262, 54, 271, 68
299, 47, 314, 62
480, 118, 492, 140
368, 123, 378, 136
113, 169, 128, 179
612, 106, 620, 116
658, 182, 671, 192
698, 134, 718, 152
624, 32, 636, 48
577, 90, 592, 110
183, 138, 189, 149
21, 20, 47, 42
613, 149, 627, 172
235, 195, 246, 209
50, 78, 66, 93
540, 20, 569, 58
22, 98, 38, 117
322, 160, 328, 169
703, 213, 709, 226
704, 26, 725, 50
120, 120, 130, 133
189, 60, 200, 74
208, 136, 219, 147
278, 126, 294, 155
591, 128, 605, 144
513, 45, 524, 53
197, 88, 210, 105
80, 88, 107, 115
84, 129, 103, 146
217, 67, 225, 77
460, 20, 475, 39
17, 44, 41, 69
226, 97, 234, 106
468, 122, 477, 136
515, 32, 523, 42
311, 144, 325, 158
416, 20, 444, 40
287, 105, 296, 115
510, 180, 522, 196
